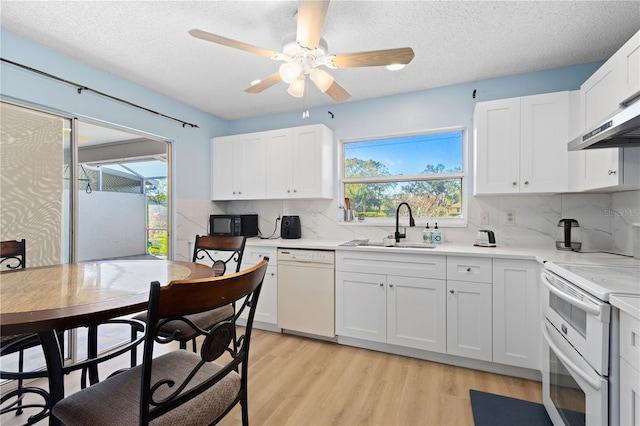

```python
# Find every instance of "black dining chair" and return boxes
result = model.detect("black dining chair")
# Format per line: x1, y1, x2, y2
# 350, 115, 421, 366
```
0, 239, 52, 423
133, 235, 246, 354
52, 257, 269, 426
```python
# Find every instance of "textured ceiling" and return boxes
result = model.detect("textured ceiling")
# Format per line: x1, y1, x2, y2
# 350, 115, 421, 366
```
1, 1, 639, 121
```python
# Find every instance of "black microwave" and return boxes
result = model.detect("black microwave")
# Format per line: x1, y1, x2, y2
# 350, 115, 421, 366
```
210, 214, 259, 237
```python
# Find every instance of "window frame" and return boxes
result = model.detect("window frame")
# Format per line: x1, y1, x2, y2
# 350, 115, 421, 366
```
340, 126, 468, 227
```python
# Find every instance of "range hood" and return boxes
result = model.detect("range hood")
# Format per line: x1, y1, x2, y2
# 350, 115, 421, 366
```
568, 100, 640, 150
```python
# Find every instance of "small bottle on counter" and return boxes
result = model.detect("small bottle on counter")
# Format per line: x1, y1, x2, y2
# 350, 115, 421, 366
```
432, 223, 442, 244
423, 223, 432, 243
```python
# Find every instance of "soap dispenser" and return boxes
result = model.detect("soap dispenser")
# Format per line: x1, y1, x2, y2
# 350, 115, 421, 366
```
432, 223, 442, 244
423, 223, 432, 243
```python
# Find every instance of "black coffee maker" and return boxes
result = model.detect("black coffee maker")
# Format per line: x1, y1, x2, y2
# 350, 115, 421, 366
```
556, 218, 581, 251
281, 216, 301, 239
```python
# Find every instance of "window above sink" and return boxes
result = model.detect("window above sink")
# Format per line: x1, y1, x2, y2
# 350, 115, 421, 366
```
341, 127, 467, 227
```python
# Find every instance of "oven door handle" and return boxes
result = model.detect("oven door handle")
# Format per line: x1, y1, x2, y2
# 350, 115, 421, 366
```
541, 271, 600, 316
542, 321, 601, 390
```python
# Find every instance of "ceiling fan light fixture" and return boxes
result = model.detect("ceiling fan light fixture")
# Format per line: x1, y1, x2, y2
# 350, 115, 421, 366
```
279, 61, 303, 84
386, 63, 406, 71
309, 68, 334, 92
287, 77, 306, 97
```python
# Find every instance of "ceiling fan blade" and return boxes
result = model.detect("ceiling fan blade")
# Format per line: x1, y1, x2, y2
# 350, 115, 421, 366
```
331, 47, 415, 68
244, 72, 282, 94
189, 29, 278, 58
325, 80, 351, 101
296, 0, 330, 49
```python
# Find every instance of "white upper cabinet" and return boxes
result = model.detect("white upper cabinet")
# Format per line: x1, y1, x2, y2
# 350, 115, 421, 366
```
213, 123, 334, 201
291, 125, 334, 199
265, 124, 334, 199
211, 133, 265, 200
264, 128, 293, 199
211, 135, 236, 200
474, 91, 569, 194
571, 30, 640, 192
580, 30, 640, 131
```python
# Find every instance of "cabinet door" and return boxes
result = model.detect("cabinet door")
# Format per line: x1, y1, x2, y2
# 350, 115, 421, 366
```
386, 275, 446, 353
211, 136, 237, 200
447, 280, 492, 361
254, 266, 277, 324
584, 148, 622, 189
519, 92, 569, 193
236, 133, 265, 199
581, 64, 620, 131
291, 125, 333, 198
240, 247, 277, 325
612, 29, 640, 107
620, 359, 640, 426
473, 98, 521, 194
336, 271, 386, 342
264, 129, 293, 198
492, 259, 540, 369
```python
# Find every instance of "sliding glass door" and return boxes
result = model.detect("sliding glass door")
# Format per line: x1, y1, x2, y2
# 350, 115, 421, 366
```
1, 101, 172, 376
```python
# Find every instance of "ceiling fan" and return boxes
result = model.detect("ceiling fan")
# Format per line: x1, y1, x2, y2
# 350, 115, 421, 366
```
188, 0, 415, 101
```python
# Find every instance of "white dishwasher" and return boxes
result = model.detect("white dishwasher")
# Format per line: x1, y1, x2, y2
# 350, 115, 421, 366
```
277, 249, 335, 338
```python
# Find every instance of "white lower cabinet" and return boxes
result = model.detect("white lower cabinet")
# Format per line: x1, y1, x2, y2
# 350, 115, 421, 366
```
492, 259, 540, 370
446, 257, 493, 361
620, 359, 640, 426
336, 251, 543, 372
335, 271, 447, 352
387, 275, 447, 352
619, 310, 640, 426
336, 271, 387, 343
446, 280, 492, 361
336, 251, 447, 352
240, 246, 277, 325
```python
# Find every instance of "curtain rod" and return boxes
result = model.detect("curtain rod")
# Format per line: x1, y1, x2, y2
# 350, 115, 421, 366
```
1, 57, 199, 128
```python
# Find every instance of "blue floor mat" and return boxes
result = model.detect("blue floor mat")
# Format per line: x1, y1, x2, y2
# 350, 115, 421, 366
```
469, 389, 553, 426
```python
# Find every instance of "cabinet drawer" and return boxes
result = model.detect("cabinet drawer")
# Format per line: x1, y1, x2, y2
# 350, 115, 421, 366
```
336, 251, 446, 279
620, 311, 640, 371
447, 256, 492, 283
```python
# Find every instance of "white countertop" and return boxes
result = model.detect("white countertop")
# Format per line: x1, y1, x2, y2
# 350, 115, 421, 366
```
245, 237, 640, 266
611, 294, 640, 320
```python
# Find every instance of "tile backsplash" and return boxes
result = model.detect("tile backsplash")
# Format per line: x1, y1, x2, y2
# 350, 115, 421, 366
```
177, 190, 639, 260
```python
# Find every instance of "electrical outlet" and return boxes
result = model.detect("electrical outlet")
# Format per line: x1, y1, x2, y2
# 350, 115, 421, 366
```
480, 211, 490, 225
505, 210, 515, 225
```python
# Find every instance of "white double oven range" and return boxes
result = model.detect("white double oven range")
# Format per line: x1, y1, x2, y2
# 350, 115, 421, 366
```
540, 254, 640, 426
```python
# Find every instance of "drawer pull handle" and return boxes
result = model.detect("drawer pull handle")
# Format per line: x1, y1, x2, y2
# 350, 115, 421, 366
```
389, 284, 394, 288
466, 267, 471, 272
608, 170, 617, 175
379, 283, 384, 287
450, 289, 455, 294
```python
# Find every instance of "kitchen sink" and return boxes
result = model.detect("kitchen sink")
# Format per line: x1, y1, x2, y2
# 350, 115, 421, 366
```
341, 240, 436, 249
393, 242, 436, 249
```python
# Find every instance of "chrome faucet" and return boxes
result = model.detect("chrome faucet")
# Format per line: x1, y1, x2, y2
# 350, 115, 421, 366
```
395, 202, 416, 242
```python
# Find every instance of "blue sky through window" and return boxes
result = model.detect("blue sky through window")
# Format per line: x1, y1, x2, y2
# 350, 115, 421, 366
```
344, 132, 463, 176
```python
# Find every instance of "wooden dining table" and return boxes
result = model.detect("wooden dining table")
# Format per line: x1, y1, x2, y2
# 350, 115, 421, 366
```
0, 259, 214, 424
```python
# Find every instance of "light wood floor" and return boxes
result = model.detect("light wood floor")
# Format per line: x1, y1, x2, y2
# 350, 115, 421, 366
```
2, 329, 542, 425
